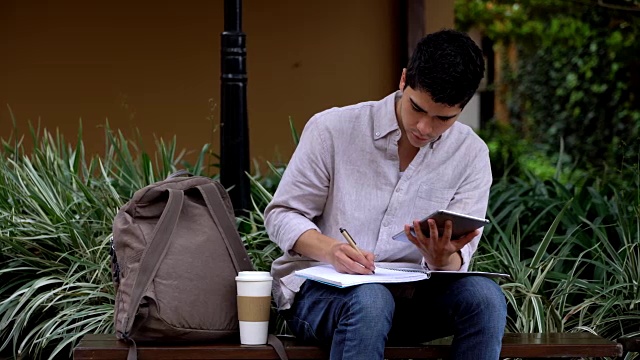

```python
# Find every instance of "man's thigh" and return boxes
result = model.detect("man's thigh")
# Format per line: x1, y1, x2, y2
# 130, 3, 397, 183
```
283, 280, 395, 344
388, 276, 503, 344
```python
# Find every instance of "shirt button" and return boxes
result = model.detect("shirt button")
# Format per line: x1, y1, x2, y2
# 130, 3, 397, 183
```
375, 132, 380, 137
395, 188, 401, 193
383, 221, 389, 227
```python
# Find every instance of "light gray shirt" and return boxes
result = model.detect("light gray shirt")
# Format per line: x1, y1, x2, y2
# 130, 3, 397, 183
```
265, 91, 492, 310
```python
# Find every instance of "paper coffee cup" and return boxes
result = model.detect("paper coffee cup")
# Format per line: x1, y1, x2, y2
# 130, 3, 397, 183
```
235, 271, 273, 345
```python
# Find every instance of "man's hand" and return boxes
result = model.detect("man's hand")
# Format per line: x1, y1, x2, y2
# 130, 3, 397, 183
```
328, 242, 376, 274
404, 219, 478, 271
292, 229, 375, 275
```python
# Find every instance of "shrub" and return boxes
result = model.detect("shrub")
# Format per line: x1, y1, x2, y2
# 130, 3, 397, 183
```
456, 0, 640, 172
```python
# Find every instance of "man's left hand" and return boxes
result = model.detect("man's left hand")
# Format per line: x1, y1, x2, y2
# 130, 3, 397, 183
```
403, 219, 478, 271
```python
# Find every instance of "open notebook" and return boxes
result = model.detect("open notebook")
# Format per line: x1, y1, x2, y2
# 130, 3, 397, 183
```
295, 264, 510, 288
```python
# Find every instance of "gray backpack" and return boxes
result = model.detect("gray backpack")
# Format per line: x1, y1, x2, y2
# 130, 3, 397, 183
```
111, 172, 258, 358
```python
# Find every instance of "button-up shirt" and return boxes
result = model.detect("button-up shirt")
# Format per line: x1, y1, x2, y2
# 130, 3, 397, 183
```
265, 91, 492, 310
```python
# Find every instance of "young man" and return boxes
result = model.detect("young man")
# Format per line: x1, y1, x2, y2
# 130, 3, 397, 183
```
265, 29, 507, 360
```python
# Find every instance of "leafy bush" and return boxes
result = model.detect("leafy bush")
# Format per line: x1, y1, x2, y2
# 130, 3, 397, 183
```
475, 161, 640, 343
480, 121, 582, 182
456, 0, 640, 172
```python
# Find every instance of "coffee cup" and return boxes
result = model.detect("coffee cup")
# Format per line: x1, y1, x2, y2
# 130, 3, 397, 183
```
235, 271, 273, 345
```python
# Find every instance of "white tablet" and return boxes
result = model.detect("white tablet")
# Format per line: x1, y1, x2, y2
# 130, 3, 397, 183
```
392, 210, 490, 242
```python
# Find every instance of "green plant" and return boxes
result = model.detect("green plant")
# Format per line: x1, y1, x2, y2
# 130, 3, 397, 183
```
480, 122, 583, 183
0, 127, 119, 359
0, 118, 213, 359
240, 166, 284, 272
473, 160, 640, 358
236, 117, 296, 270
456, 0, 640, 172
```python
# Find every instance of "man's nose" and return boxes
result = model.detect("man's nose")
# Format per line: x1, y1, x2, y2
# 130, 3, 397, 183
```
416, 117, 433, 135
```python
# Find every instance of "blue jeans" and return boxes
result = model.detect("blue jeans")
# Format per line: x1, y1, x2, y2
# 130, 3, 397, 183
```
282, 276, 507, 360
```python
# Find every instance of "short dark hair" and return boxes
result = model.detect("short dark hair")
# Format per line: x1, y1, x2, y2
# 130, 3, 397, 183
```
405, 29, 485, 108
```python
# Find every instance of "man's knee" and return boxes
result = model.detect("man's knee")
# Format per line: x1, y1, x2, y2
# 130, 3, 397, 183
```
349, 284, 395, 311
450, 276, 507, 321
344, 284, 395, 326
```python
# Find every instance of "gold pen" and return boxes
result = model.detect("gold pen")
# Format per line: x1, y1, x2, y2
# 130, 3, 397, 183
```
339, 227, 374, 274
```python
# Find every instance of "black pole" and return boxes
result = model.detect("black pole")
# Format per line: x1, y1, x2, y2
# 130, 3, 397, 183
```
220, 0, 250, 216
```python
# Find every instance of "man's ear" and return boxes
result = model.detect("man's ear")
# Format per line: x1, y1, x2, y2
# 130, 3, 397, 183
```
399, 68, 407, 91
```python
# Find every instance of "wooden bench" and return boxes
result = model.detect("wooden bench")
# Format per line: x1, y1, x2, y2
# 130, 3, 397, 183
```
74, 332, 633, 359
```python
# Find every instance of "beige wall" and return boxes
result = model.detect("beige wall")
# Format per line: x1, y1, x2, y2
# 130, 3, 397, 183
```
424, 0, 454, 35
0, 0, 402, 173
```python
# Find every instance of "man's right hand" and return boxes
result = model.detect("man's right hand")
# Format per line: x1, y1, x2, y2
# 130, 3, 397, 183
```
293, 229, 376, 274
328, 242, 376, 274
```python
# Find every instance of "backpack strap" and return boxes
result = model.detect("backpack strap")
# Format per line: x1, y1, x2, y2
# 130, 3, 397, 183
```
198, 182, 254, 272
167, 169, 193, 178
121, 188, 185, 340
268, 334, 290, 360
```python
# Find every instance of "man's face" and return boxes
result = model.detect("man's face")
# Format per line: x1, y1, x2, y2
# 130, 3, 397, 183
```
397, 69, 463, 148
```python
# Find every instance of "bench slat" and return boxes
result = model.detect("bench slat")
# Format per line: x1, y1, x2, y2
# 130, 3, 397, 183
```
73, 333, 623, 359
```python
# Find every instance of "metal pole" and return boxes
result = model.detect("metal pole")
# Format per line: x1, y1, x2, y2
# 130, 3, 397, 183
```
220, 0, 250, 216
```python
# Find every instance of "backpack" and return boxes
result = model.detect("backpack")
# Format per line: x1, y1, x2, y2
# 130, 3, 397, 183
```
111, 172, 287, 359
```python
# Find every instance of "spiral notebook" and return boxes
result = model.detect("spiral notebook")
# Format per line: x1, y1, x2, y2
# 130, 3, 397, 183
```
295, 264, 510, 288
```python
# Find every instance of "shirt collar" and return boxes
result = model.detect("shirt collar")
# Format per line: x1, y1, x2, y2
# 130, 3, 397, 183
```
372, 91, 402, 140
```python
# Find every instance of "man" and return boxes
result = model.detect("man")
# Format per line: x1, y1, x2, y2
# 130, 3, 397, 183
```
264, 29, 507, 360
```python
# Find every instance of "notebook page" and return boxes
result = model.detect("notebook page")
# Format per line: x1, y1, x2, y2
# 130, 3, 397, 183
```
295, 264, 430, 288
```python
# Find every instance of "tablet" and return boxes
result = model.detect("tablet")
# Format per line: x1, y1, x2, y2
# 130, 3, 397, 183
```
392, 210, 490, 242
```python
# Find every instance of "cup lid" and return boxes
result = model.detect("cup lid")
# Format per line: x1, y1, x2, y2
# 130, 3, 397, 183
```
235, 271, 273, 281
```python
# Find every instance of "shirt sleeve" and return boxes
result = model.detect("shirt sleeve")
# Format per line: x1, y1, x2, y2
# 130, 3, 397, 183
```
264, 115, 334, 256
442, 143, 493, 271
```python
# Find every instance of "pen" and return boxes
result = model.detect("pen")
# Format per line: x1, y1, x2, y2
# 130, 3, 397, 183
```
339, 227, 374, 274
